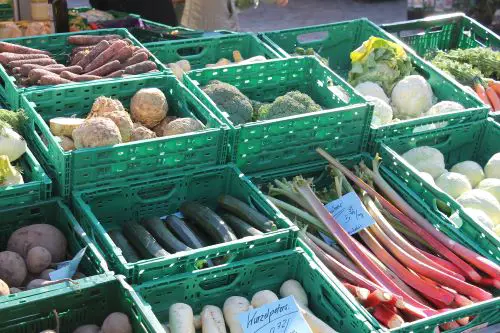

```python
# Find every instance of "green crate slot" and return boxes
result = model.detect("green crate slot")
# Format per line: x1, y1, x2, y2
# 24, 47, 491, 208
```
145, 33, 282, 70
72, 164, 298, 284
247, 153, 500, 332
0, 275, 165, 333
185, 56, 372, 174
0, 148, 52, 209
22, 74, 228, 198
377, 118, 500, 262
0, 198, 109, 304
261, 18, 489, 148
135, 248, 377, 333
0, 28, 167, 108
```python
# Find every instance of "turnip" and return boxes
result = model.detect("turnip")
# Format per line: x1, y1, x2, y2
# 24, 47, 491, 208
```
279, 280, 308, 308
160, 118, 204, 137
131, 122, 156, 141
402, 146, 446, 179
435, 172, 472, 199
0, 124, 26, 162
26, 246, 52, 274
131, 88, 168, 129
451, 161, 485, 188
88, 96, 125, 118
72, 117, 122, 149
477, 178, 500, 202
201, 305, 226, 333
250, 290, 278, 308
0, 250, 27, 287
100, 110, 133, 142
169, 303, 195, 333
49, 117, 85, 138
101, 312, 132, 333
457, 189, 500, 225
484, 153, 500, 179
55, 136, 75, 151
463, 208, 494, 230
223, 296, 250, 333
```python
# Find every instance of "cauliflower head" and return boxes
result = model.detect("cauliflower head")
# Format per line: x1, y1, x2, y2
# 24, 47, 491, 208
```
391, 75, 433, 120
202, 81, 253, 125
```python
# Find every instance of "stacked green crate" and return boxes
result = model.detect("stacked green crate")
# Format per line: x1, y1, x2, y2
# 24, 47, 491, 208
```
261, 18, 489, 147
0, 275, 165, 332
22, 75, 228, 198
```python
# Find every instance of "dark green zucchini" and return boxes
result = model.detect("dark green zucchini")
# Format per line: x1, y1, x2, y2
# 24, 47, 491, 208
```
218, 195, 276, 232
165, 215, 206, 249
180, 202, 237, 243
123, 222, 170, 258
109, 230, 141, 263
141, 217, 192, 253
220, 212, 264, 238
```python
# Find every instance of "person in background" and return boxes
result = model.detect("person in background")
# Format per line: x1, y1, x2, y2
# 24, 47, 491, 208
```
89, 0, 179, 26
179, 0, 288, 31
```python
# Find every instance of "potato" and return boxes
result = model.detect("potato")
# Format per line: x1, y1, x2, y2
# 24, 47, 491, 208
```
26, 246, 52, 274
7, 224, 67, 262
251, 290, 278, 308
26, 279, 65, 290
72, 324, 100, 333
0, 251, 27, 287
40, 268, 55, 280
0, 278, 9, 296
101, 312, 132, 333
9, 287, 21, 294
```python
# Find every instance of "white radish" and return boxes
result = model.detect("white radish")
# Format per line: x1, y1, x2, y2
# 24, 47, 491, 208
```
194, 314, 202, 330
161, 324, 170, 333
300, 307, 337, 333
251, 290, 279, 308
223, 296, 251, 333
49, 117, 85, 138
169, 303, 195, 333
201, 305, 227, 333
279, 280, 308, 308
239, 56, 266, 65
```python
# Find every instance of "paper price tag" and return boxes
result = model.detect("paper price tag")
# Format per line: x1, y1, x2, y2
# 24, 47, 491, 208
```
238, 296, 312, 333
324, 191, 375, 235
49, 246, 87, 281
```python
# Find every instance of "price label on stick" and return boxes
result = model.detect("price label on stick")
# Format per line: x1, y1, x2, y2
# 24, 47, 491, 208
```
238, 296, 312, 333
49, 246, 87, 281
324, 191, 375, 235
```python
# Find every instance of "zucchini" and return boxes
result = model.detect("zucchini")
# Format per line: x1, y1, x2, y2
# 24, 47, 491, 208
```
220, 212, 264, 238
165, 215, 206, 249
109, 230, 141, 263
180, 202, 237, 243
123, 222, 170, 258
141, 217, 192, 253
218, 195, 276, 232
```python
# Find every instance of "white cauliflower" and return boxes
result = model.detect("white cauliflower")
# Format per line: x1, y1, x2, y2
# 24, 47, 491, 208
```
391, 75, 433, 120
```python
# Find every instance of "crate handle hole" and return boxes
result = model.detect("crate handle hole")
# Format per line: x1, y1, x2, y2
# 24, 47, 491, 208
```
199, 273, 238, 291
177, 46, 206, 58
297, 31, 329, 44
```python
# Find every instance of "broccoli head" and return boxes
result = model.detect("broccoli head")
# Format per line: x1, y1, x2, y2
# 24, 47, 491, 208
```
202, 80, 253, 125
258, 91, 321, 120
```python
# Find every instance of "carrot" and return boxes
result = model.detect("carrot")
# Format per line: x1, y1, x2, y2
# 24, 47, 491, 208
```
86, 60, 121, 76
124, 52, 148, 67
19, 63, 65, 76
474, 81, 491, 108
7, 58, 56, 69
28, 68, 58, 84
488, 81, 500, 96
76, 40, 110, 69
71, 45, 94, 55
70, 51, 87, 66
105, 69, 124, 78
39, 75, 73, 85
109, 46, 133, 63
41, 65, 83, 75
486, 86, 500, 111
84, 40, 127, 73
124, 60, 157, 75
60, 71, 101, 82
0, 53, 49, 65
67, 34, 122, 45
0, 41, 51, 55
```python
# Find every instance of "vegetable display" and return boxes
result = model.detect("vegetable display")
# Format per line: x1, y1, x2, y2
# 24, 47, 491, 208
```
0, 35, 158, 87
109, 195, 279, 264
162, 280, 336, 333
46, 89, 205, 151
402, 148, 500, 236
347, 37, 470, 127
263, 148, 499, 329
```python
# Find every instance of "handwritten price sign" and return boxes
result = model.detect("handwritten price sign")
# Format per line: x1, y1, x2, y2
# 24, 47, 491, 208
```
325, 191, 375, 235
238, 296, 312, 333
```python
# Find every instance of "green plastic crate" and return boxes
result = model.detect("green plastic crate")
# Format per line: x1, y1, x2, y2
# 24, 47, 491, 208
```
0, 198, 109, 303
0, 147, 52, 209
0, 275, 165, 333
247, 154, 500, 332
185, 56, 372, 174
377, 118, 500, 260
0, 28, 167, 108
261, 18, 489, 148
22, 74, 228, 198
145, 33, 282, 70
135, 247, 377, 333
382, 13, 500, 119
72, 164, 298, 284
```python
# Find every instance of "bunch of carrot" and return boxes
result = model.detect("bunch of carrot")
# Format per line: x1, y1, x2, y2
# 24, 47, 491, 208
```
474, 79, 500, 112
266, 148, 499, 330
0, 34, 158, 87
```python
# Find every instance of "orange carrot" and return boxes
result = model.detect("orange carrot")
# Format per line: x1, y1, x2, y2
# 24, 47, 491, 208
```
486, 86, 500, 111
488, 81, 500, 96
475, 82, 491, 109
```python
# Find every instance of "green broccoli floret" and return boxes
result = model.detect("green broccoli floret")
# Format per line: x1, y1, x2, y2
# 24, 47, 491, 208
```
258, 91, 321, 120
202, 80, 253, 125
